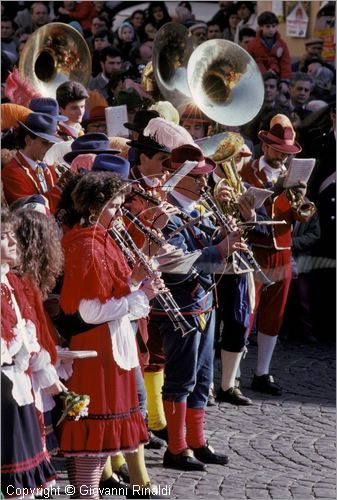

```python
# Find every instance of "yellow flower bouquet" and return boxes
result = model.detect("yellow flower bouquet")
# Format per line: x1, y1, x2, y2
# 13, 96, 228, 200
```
57, 391, 90, 426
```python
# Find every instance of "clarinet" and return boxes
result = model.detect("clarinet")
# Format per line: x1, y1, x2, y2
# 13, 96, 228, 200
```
201, 188, 274, 289
122, 208, 199, 280
109, 226, 136, 267
131, 188, 216, 237
113, 220, 197, 337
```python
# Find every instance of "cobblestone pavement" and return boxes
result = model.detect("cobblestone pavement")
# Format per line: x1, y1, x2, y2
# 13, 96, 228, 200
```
52, 339, 336, 500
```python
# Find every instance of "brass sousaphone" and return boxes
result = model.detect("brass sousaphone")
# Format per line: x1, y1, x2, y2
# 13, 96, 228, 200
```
152, 22, 264, 126
19, 23, 92, 98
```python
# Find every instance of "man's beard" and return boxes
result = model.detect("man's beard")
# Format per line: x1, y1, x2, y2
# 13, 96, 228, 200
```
269, 159, 285, 169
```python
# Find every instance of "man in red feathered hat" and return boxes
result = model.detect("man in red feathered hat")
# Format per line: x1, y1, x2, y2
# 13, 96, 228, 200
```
240, 114, 315, 396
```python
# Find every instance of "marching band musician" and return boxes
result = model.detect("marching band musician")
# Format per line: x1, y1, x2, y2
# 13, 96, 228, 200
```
124, 119, 199, 446
179, 104, 211, 141
240, 115, 314, 396
123, 109, 160, 168
149, 144, 247, 471
2, 112, 69, 214
208, 135, 256, 406
56, 81, 89, 140
58, 171, 168, 499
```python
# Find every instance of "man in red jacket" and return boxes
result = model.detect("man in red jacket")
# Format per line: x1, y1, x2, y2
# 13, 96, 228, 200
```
246, 11, 291, 80
2, 112, 66, 213
240, 116, 313, 395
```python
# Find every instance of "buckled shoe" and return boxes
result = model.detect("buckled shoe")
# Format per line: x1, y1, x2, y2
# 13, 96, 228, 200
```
145, 431, 166, 449
251, 374, 282, 396
216, 387, 253, 406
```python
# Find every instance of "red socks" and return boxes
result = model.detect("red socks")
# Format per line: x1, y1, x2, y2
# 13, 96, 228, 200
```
163, 400, 187, 454
163, 402, 206, 453
186, 407, 206, 449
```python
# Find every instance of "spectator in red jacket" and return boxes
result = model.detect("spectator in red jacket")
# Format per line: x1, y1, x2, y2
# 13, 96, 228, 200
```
57, 1, 96, 37
246, 11, 291, 80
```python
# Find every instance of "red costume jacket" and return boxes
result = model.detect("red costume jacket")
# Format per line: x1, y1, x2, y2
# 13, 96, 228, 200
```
241, 159, 310, 250
2, 152, 61, 213
246, 30, 292, 79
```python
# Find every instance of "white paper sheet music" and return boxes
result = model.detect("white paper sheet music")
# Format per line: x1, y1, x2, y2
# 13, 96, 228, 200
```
283, 158, 316, 188
105, 105, 129, 138
242, 187, 274, 208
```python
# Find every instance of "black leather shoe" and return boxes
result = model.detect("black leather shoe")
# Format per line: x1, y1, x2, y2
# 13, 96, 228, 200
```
99, 474, 129, 490
207, 386, 217, 406
217, 387, 253, 406
115, 463, 130, 484
163, 448, 206, 471
145, 431, 166, 449
192, 442, 229, 465
251, 374, 282, 396
207, 393, 217, 406
150, 427, 168, 443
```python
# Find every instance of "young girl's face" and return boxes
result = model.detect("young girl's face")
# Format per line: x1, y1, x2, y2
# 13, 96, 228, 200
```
229, 14, 239, 30
121, 26, 133, 42
152, 6, 164, 21
1, 227, 17, 266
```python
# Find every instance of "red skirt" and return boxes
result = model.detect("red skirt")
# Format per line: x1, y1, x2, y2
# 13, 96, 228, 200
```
59, 324, 148, 456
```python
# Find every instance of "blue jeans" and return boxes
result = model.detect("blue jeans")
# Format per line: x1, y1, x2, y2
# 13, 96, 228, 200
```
135, 365, 147, 420
161, 310, 215, 408
131, 320, 147, 420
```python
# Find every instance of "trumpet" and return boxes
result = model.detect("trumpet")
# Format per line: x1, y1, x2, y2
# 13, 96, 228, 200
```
112, 220, 196, 337
286, 188, 316, 218
201, 188, 274, 289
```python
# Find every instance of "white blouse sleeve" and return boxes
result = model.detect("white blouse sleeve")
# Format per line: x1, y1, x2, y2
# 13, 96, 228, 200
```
79, 291, 150, 324
30, 348, 59, 389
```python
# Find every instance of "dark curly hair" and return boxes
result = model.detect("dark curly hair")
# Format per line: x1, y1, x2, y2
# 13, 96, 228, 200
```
71, 171, 129, 221
56, 172, 87, 229
1, 207, 19, 229
14, 209, 64, 299
146, 1, 171, 28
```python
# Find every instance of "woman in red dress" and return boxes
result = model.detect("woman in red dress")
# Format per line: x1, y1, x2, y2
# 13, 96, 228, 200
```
58, 171, 165, 498
1, 209, 63, 497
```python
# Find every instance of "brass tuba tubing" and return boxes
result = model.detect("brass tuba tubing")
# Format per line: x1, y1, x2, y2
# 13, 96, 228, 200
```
19, 23, 92, 98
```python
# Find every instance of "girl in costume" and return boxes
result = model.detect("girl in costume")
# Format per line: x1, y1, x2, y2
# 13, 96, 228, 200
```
1, 208, 64, 497
14, 207, 65, 455
58, 171, 167, 498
